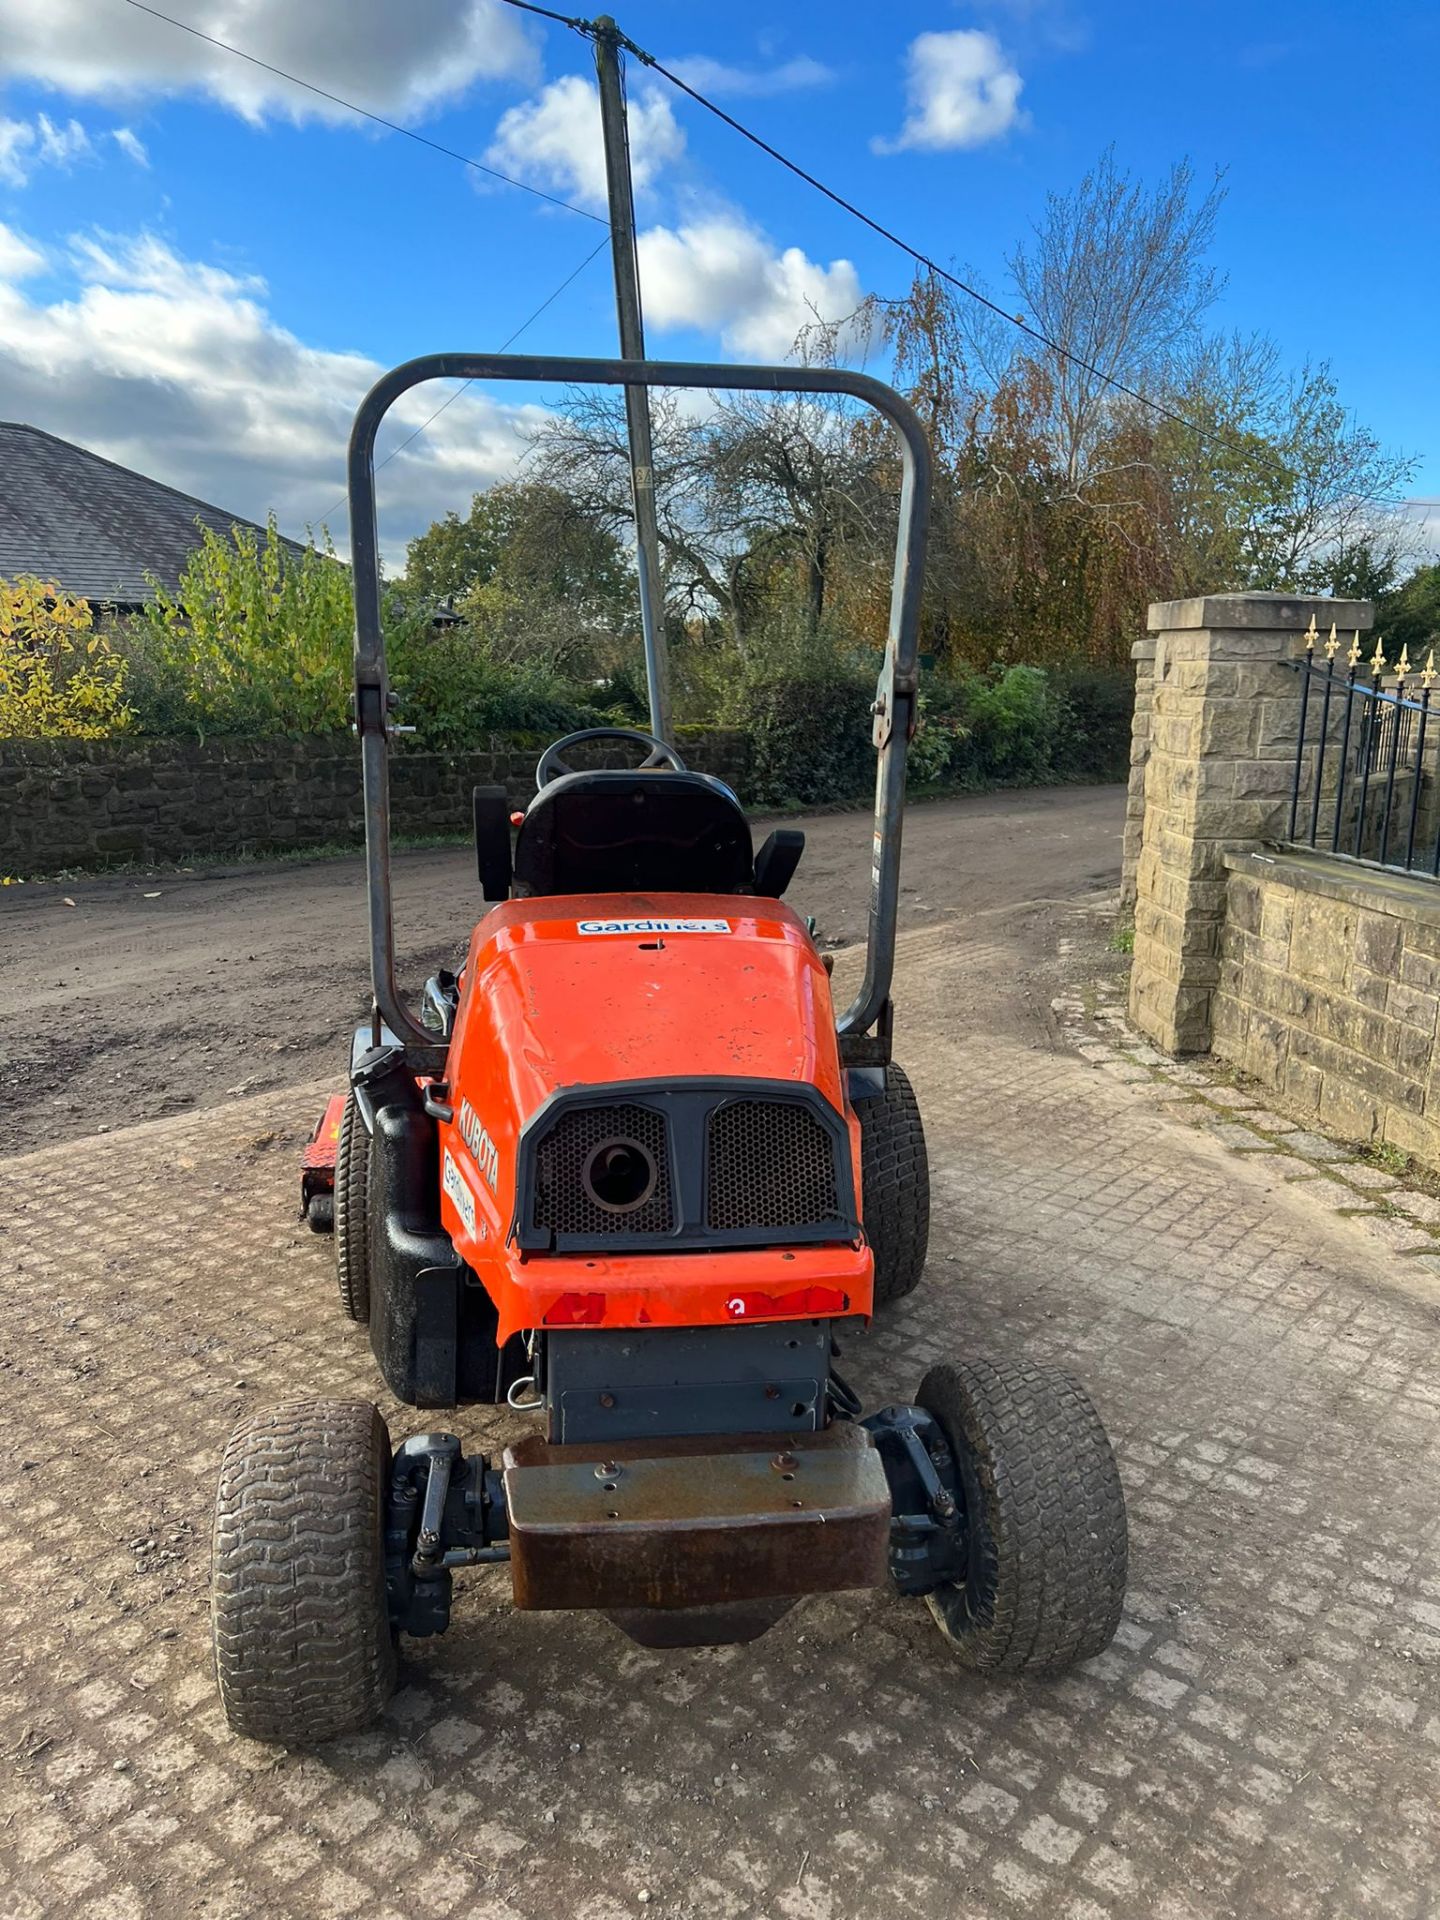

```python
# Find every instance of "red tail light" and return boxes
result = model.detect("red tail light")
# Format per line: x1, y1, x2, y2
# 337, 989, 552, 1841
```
543, 1291, 607, 1326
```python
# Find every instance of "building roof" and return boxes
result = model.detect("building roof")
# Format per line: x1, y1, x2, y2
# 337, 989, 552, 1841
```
0, 421, 308, 606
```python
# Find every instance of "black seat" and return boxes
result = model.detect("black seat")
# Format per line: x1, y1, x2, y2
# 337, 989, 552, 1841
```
512, 769, 755, 897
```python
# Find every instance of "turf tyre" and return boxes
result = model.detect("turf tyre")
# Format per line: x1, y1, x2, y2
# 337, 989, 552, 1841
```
212, 1399, 397, 1744
859, 1062, 930, 1306
917, 1357, 1127, 1674
334, 1090, 371, 1323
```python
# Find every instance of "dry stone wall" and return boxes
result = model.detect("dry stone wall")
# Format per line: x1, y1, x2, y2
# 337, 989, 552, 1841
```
0, 730, 751, 873
1214, 851, 1440, 1162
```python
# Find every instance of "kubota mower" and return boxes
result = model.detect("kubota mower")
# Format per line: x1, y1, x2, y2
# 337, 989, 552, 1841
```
210, 354, 1127, 1745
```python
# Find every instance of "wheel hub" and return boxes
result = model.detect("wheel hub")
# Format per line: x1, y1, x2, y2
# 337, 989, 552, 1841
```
861, 1403, 968, 1596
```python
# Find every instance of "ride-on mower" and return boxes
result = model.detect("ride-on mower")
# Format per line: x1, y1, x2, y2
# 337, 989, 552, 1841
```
210, 354, 1127, 1744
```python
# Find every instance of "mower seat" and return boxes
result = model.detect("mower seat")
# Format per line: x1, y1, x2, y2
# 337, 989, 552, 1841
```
512, 769, 754, 897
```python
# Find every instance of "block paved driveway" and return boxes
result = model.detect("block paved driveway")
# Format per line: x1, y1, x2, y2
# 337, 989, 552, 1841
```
3, 907, 1439, 1920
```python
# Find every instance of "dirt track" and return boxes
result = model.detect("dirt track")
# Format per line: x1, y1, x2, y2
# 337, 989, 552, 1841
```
0, 784, 1124, 1155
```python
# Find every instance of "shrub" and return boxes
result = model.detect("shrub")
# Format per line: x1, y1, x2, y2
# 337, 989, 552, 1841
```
0, 576, 132, 739
388, 624, 602, 748
129, 518, 353, 737
1049, 667, 1133, 780
960, 665, 1060, 784
116, 519, 609, 748
723, 653, 875, 807
907, 693, 969, 786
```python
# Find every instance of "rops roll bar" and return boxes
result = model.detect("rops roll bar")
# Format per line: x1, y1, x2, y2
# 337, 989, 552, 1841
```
348, 354, 933, 1056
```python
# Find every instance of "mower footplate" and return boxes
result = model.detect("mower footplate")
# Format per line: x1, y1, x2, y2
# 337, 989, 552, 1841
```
503, 1426, 890, 1613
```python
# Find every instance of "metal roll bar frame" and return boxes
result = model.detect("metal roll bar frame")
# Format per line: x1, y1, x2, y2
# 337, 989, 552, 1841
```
348, 354, 933, 1057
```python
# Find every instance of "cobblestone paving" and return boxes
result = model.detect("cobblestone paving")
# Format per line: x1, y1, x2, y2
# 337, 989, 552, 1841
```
3, 917, 1439, 1920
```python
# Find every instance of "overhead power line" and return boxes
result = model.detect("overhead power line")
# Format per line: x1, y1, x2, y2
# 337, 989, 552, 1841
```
120, 0, 1416, 514
496, 0, 1415, 507
313, 232, 612, 532
117, 0, 607, 223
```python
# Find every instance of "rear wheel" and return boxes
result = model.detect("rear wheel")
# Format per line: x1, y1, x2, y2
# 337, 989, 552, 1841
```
916, 1357, 1127, 1674
860, 1063, 930, 1306
212, 1399, 396, 1744
334, 1091, 371, 1324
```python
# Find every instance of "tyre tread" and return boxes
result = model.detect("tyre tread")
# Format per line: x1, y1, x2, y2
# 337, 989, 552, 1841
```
211, 1398, 396, 1744
334, 1092, 371, 1324
860, 1063, 930, 1307
918, 1357, 1127, 1675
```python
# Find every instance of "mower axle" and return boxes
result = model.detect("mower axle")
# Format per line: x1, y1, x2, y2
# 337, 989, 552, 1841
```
385, 1432, 509, 1637
382, 1401, 967, 1640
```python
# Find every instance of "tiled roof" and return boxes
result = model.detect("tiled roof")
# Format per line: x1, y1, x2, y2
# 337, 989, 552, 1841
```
0, 422, 308, 605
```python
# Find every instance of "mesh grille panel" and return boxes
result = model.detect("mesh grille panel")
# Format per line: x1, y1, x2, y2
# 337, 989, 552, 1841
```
533, 1103, 673, 1237
707, 1099, 840, 1232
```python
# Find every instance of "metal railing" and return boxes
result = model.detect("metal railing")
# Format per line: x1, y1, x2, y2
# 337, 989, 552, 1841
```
1287, 619, 1439, 877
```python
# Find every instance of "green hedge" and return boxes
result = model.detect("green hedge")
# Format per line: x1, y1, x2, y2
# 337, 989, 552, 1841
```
721, 659, 1132, 806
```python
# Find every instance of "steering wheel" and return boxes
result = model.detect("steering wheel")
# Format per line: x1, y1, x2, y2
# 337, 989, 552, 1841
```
535, 727, 689, 790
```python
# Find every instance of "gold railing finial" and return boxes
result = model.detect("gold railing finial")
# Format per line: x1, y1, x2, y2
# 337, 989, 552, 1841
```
1369, 634, 1387, 676
1324, 622, 1340, 660
1424, 649, 1438, 692
1304, 614, 1318, 652
1347, 630, 1363, 669
1396, 644, 1412, 682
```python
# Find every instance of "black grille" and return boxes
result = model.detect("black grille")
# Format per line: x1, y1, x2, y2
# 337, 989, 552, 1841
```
706, 1099, 840, 1231
533, 1103, 673, 1238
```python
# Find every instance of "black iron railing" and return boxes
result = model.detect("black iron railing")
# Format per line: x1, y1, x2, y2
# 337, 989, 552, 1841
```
1286, 624, 1438, 876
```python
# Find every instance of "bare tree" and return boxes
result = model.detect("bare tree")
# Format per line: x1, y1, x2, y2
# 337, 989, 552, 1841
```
529, 389, 747, 633
528, 379, 892, 648
698, 391, 890, 637
1002, 150, 1226, 486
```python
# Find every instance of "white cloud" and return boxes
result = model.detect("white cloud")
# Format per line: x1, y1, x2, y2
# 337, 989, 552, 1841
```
0, 228, 544, 558
872, 29, 1024, 153
0, 119, 28, 187
665, 54, 835, 98
637, 213, 864, 361
0, 111, 95, 186
485, 75, 684, 212
112, 126, 149, 167
34, 112, 93, 166
0, 1, 538, 125
0, 219, 45, 279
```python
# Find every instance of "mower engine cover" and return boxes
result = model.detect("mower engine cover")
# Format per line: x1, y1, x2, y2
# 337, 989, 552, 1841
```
435, 891, 872, 1343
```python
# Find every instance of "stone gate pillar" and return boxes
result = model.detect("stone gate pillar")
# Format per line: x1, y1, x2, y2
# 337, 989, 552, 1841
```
1128, 592, 1373, 1055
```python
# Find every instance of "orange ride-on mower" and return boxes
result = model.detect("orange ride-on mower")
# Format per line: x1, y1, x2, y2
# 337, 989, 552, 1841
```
210, 354, 1127, 1744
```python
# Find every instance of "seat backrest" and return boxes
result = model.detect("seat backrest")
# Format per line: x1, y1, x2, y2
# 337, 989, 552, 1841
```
512, 769, 754, 898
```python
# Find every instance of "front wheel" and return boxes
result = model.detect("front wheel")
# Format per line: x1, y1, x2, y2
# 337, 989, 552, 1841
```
916, 1357, 1127, 1674
212, 1399, 396, 1744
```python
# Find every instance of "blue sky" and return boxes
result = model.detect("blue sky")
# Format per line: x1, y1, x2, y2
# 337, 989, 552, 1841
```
0, 0, 1435, 564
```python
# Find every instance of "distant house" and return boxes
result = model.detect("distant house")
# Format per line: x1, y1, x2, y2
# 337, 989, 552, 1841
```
0, 422, 308, 612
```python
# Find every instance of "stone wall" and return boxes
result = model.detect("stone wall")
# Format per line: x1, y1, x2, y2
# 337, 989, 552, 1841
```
1127, 593, 1373, 1055
0, 729, 752, 873
1213, 850, 1440, 1161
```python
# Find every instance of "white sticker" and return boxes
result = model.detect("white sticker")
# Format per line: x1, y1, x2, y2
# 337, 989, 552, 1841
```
577, 918, 731, 936
442, 1148, 477, 1235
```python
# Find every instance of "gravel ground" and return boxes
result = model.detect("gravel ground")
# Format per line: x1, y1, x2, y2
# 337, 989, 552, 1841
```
3, 877, 1439, 1918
